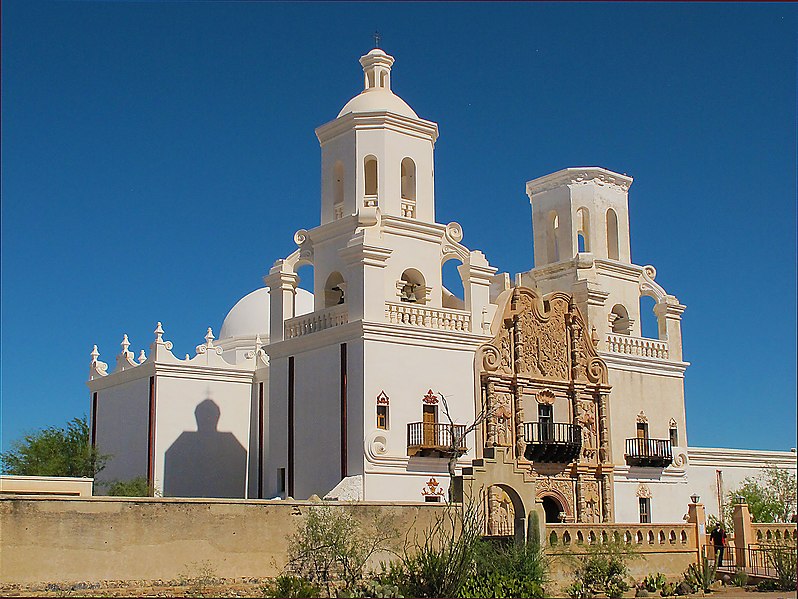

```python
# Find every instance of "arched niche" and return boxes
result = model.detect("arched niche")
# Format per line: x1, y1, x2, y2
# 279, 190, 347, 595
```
400, 157, 416, 202
364, 155, 378, 203
324, 271, 345, 308
610, 304, 632, 335
441, 256, 465, 309
606, 208, 619, 260
398, 268, 427, 305
576, 207, 591, 253
485, 484, 527, 544
547, 211, 560, 263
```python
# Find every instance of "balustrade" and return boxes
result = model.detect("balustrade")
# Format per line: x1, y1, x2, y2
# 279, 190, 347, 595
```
547, 523, 694, 552
606, 333, 669, 359
284, 304, 348, 339
385, 301, 471, 331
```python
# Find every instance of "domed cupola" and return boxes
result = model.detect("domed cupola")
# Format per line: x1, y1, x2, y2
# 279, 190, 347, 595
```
337, 49, 418, 119
316, 48, 439, 225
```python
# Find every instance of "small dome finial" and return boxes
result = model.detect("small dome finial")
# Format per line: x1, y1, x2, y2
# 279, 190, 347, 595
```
360, 46, 394, 92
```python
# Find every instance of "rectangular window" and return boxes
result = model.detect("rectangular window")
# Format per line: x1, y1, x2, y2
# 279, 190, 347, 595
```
639, 497, 651, 523
377, 405, 388, 430
669, 427, 678, 446
425, 495, 442, 503
539, 404, 553, 441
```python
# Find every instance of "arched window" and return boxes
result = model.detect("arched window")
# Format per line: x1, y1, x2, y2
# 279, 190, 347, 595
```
324, 271, 345, 308
401, 158, 416, 201
576, 207, 591, 253
441, 258, 465, 309
606, 208, 619, 260
333, 161, 344, 219
546, 211, 560, 264
398, 268, 427, 305
364, 156, 378, 205
610, 304, 631, 335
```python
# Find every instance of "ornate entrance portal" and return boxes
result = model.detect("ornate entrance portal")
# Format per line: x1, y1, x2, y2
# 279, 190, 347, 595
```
460, 287, 616, 528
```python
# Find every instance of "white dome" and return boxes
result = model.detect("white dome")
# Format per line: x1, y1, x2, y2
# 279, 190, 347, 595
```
338, 89, 418, 119
219, 287, 314, 340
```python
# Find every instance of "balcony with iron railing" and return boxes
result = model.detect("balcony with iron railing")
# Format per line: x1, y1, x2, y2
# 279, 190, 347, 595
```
407, 422, 468, 458
523, 422, 582, 463
625, 437, 673, 467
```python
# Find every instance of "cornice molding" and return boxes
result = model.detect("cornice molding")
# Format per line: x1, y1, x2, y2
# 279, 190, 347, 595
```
526, 167, 633, 197
316, 111, 439, 145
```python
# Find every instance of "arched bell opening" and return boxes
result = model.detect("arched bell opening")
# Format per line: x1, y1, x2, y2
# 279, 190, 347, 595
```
324, 271, 345, 308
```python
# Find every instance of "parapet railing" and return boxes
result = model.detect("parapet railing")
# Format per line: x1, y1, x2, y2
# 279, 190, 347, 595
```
606, 333, 669, 359
546, 523, 696, 553
753, 523, 798, 545
284, 304, 348, 339
385, 301, 471, 332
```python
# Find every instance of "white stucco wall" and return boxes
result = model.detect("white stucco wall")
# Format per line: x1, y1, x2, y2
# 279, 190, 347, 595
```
93, 376, 150, 492
154, 375, 252, 498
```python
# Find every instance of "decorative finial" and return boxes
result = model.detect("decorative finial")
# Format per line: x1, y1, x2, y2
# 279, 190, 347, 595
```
373, 30, 381, 48
121, 334, 130, 354
91, 345, 100, 362
205, 327, 215, 348
138, 350, 146, 364
154, 322, 164, 343
255, 333, 263, 349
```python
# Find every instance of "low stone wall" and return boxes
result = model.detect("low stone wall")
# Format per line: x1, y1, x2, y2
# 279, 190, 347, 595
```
544, 523, 699, 585
1, 496, 705, 588
0, 496, 445, 585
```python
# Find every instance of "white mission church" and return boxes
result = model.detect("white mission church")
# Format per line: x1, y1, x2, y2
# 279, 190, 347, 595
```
87, 47, 795, 528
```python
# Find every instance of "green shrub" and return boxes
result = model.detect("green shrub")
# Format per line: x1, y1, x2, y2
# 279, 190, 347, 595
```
731, 568, 748, 587
563, 540, 638, 599
683, 553, 716, 594
262, 574, 322, 598
460, 539, 547, 598
660, 581, 677, 596
766, 542, 797, 591
755, 579, 778, 592
284, 505, 398, 597
106, 476, 156, 497
394, 501, 485, 598
642, 572, 666, 592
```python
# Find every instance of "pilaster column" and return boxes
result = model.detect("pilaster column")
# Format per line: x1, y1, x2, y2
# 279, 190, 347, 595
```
687, 500, 707, 562
264, 265, 299, 343
458, 251, 497, 334
654, 299, 686, 361
732, 500, 753, 566
339, 235, 393, 322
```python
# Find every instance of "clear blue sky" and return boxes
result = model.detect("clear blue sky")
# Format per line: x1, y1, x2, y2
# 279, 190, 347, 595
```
2, 2, 796, 453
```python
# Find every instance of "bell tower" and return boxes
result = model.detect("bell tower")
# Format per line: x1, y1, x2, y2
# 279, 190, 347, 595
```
316, 48, 439, 225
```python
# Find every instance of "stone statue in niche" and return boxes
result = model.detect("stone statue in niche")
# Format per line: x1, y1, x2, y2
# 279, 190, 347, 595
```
487, 486, 514, 536
577, 401, 597, 461
493, 392, 513, 447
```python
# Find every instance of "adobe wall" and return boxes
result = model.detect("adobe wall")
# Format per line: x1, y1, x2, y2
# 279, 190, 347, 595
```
1, 496, 704, 587
0, 496, 445, 585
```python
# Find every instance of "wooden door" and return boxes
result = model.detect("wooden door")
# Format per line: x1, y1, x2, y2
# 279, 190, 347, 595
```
423, 405, 437, 446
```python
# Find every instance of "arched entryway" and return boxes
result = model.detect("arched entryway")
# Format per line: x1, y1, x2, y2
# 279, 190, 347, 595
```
485, 484, 526, 543
542, 495, 564, 523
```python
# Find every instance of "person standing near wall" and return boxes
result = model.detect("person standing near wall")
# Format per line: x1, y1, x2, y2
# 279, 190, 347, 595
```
709, 522, 727, 565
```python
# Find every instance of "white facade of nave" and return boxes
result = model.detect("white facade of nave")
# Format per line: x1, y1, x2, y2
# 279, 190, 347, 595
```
87, 48, 796, 525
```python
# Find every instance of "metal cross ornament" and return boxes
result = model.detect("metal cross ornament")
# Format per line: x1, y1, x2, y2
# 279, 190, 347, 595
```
373, 31, 381, 48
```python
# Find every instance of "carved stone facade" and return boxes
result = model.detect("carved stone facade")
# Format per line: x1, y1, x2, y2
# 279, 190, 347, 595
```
476, 287, 614, 523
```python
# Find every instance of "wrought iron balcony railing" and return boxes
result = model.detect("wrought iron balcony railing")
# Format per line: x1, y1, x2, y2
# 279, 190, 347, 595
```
625, 437, 673, 467
523, 422, 582, 463
407, 422, 468, 458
